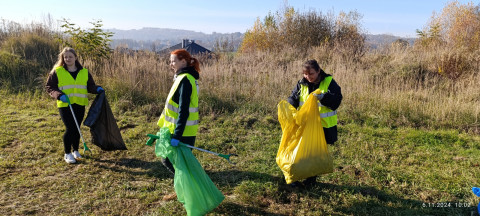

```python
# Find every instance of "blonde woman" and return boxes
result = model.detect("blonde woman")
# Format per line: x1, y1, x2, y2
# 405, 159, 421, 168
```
46, 47, 104, 164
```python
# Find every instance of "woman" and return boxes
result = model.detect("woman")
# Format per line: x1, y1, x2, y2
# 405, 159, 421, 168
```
46, 47, 104, 164
287, 59, 342, 186
157, 49, 200, 175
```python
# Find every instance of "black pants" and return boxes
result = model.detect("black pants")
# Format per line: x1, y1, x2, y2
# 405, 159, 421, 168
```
59, 104, 85, 154
161, 136, 196, 174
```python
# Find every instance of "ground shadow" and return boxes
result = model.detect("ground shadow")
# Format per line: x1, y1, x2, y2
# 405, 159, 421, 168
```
214, 202, 287, 216
93, 158, 173, 180
206, 169, 283, 187
302, 182, 474, 215
90, 160, 476, 215
206, 170, 475, 215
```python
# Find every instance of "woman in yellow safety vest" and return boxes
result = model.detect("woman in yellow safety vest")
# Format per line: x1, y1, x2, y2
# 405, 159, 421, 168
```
157, 49, 200, 176
46, 47, 104, 164
287, 59, 343, 186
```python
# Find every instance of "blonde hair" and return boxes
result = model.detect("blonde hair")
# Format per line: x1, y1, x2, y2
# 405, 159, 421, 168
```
52, 47, 82, 70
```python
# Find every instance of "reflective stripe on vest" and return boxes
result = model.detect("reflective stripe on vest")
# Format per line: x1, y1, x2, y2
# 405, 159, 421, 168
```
298, 76, 338, 128
157, 73, 199, 136
161, 110, 200, 126
59, 85, 87, 90
166, 103, 199, 113
56, 66, 89, 107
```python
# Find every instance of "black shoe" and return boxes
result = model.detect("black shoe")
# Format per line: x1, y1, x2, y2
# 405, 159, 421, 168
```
303, 176, 317, 186
289, 181, 301, 188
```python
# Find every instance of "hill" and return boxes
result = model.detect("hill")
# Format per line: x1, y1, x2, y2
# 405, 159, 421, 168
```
365, 34, 416, 49
108, 28, 416, 51
108, 27, 244, 51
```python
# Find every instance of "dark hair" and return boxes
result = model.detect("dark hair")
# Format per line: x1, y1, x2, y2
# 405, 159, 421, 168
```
303, 59, 320, 72
170, 49, 200, 72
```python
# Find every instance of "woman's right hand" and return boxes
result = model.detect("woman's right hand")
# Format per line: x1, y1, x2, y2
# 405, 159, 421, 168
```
59, 95, 68, 103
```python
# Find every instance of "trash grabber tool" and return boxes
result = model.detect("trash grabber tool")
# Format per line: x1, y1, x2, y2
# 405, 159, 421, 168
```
145, 134, 237, 164
66, 95, 91, 155
179, 143, 238, 165
145, 134, 158, 146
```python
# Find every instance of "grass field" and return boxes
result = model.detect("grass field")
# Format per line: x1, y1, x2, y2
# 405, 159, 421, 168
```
2, 5, 480, 214
1, 89, 479, 215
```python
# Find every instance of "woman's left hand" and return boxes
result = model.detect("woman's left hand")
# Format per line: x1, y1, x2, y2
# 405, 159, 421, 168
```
313, 93, 325, 100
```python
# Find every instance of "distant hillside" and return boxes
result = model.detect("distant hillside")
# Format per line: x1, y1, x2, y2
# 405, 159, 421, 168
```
365, 34, 416, 49
107, 27, 244, 51
107, 28, 416, 51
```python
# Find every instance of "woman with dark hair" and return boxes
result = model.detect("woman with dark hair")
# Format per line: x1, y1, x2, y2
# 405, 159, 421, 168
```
287, 59, 342, 186
45, 47, 104, 164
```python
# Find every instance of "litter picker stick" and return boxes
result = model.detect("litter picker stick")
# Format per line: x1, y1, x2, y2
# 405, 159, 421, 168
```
179, 143, 238, 165
145, 134, 237, 164
66, 95, 91, 154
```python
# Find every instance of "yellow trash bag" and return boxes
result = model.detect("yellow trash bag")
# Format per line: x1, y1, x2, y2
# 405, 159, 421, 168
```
276, 89, 333, 184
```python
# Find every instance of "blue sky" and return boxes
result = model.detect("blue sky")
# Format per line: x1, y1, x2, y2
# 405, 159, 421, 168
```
1, 0, 478, 37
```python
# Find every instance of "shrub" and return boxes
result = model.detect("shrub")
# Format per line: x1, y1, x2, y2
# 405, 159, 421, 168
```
0, 51, 44, 91
59, 19, 113, 64
1, 33, 59, 69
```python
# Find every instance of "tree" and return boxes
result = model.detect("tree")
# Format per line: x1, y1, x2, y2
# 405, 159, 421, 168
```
238, 5, 365, 58
415, 20, 443, 48
333, 11, 366, 61
214, 36, 235, 53
418, 1, 480, 50
239, 14, 279, 53
59, 19, 113, 63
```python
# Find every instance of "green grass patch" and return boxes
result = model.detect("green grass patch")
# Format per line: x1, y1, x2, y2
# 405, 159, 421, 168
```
0, 90, 479, 215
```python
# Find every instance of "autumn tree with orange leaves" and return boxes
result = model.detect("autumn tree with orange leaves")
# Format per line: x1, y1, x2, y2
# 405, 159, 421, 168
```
239, 6, 365, 61
417, 1, 480, 51
416, 1, 480, 80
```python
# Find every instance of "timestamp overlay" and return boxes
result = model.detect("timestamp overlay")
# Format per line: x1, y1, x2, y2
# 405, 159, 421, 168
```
422, 202, 472, 208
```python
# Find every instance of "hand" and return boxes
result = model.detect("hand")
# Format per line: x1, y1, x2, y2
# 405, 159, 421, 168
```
313, 93, 325, 100
59, 95, 68, 103
96, 86, 104, 93
170, 138, 180, 147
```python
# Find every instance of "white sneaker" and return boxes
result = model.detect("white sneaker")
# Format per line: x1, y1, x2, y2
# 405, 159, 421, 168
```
64, 153, 76, 164
72, 151, 82, 160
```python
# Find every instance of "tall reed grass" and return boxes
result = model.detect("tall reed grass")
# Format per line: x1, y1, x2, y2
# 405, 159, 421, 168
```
78, 43, 480, 134
0, 19, 478, 133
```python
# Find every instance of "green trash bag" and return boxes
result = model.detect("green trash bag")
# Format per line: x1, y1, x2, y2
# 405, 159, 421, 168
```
155, 127, 225, 216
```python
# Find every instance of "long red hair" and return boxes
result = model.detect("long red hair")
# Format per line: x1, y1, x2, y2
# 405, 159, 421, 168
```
170, 49, 200, 72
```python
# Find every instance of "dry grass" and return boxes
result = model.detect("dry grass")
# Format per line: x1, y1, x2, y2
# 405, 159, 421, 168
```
2, 19, 480, 215
79, 44, 480, 134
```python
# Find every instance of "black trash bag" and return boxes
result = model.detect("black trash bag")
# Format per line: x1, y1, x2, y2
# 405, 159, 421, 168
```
84, 92, 127, 151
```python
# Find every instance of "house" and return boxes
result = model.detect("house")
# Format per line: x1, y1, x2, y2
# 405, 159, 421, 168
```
160, 39, 212, 55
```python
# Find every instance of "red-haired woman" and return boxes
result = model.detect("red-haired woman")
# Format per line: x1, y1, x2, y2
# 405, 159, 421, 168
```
157, 49, 200, 176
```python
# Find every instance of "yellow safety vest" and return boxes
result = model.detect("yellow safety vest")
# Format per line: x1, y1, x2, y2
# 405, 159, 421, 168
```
299, 76, 337, 128
157, 73, 199, 136
56, 66, 89, 107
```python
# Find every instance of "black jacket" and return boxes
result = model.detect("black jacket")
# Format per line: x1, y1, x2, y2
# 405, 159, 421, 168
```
45, 65, 100, 100
171, 66, 200, 145
287, 69, 342, 144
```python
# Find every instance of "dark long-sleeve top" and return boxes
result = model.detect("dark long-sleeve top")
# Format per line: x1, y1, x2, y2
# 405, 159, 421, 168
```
171, 66, 200, 143
287, 69, 343, 144
45, 65, 99, 100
